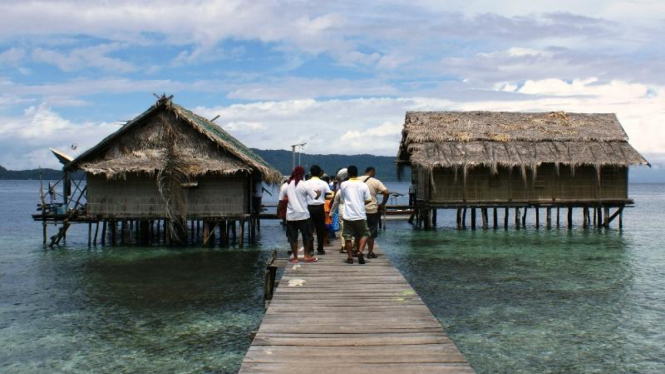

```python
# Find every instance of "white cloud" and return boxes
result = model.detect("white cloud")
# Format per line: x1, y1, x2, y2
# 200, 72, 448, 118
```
0, 104, 119, 169
32, 43, 135, 72
0, 47, 26, 65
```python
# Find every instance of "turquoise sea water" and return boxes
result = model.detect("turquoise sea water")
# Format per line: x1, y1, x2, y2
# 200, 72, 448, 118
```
1, 180, 664, 373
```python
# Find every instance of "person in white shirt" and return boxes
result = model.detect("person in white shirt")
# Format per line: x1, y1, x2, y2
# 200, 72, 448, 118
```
361, 167, 390, 259
339, 165, 372, 264
278, 166, 320, 263
305, 165, 331, 255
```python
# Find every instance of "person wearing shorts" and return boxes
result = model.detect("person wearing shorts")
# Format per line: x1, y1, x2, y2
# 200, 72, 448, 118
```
339, 165, 371, 264
361, 167, 390, 259
278, 166, 320, 263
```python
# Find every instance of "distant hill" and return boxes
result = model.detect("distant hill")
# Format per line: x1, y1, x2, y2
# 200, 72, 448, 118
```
252, 149, 403, 181
0, 166, 66, 180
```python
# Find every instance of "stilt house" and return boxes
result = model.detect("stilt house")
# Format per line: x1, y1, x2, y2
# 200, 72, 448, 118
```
64, 96, 281, 243
397, 111, 649, 228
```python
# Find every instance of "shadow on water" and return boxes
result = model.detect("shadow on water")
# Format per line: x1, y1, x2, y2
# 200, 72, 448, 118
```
379, 223, 657, 374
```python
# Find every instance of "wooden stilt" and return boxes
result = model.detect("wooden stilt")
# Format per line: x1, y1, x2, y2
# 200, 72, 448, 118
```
535, 207, 540, 229
593, 207, 597, 226
567, 207, 573, 229
456, 208, 462, 230
432, 209, 437, 227
42, 222, 48, 245
219, 222, 225, 247
504, 207, 509, 229
619, 207, 623, 229
603, 206, 610, 227
546, 207, 552, 229
101, 220, 107, 246
493, 208, 498, 229
462, 208, 467, 229
240, 219, 245, 247
522, 207, 527, 227
515, 207, 520, 228
583, 208, 588, 229
190, 220, 195, 243
93, 221, 100, 246
165, 220, 171, 246
556, 207, 560, 228
88, 222, 92, 247
470, 208, 476, 230
481, 208, 488, 229
110, 220, 117, 245
202, 221, 210, 247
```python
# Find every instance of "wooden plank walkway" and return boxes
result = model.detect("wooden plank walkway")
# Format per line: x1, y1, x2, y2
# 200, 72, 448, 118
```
239, 241, 475, 374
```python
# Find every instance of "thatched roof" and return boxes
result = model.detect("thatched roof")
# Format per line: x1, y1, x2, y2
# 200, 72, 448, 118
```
66, 96, 282, 183
398, 111, 649, 171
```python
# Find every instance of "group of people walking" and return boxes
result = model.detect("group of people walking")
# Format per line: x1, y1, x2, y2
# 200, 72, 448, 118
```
278, 164, 389, 265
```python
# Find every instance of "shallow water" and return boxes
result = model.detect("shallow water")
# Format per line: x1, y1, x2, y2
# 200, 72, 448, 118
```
1, 181, 664, 373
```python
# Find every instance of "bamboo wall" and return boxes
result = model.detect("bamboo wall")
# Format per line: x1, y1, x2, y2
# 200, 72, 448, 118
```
87, 173, 247, 218
422, 164, 628, 203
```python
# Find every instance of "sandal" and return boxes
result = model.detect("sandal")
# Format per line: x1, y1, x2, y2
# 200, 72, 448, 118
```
346, 258, 353, 264
303, 257, 318, 263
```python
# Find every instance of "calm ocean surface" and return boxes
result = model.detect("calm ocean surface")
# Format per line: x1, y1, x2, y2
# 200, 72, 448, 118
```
1, 180, 663, 373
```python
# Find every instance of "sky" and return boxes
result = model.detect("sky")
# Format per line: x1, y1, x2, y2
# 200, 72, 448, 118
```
0, 0, 663, 172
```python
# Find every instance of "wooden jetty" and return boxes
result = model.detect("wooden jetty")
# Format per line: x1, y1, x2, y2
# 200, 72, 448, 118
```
241, 243, 475, 374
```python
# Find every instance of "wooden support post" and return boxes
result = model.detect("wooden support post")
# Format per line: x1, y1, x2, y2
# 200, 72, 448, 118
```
461, 208, 467, 229
619, 208, 623, 229
593, 207, 597, 226
546, 207, 552, 229
240, 219, 245, 247
515, 207, 520, 228
535, 207, 540, 229
605, 207, 623, 227
567, 207, 573, 229
522, 207, 527, 227
190, 220, 195, 243
582, 208, 588, 229
165, 220, 171, 246
196, 220, 201, 240
470, 208, 476, 230
432, 209, 437, 227
120, 220, 126, 245
110, 220, 117, 245
556, 207, 560, 228
101, 220, 107, 246
231, 220, 237, 241
222, 220, 226, 247
597, 207, 603, 227
504, 207, 509, 229
481, 208, 488, 229
456, 208, 462, 230
202, 221, 210, 247
210, 221, 217, 247
493, 208, 498, 229
93, 221, 100, 246
603, 206, 610, 228
42, 222, 48, 245
88, 222, 92, 247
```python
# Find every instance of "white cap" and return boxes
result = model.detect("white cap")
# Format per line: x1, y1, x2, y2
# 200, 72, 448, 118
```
336, 168, 348, 180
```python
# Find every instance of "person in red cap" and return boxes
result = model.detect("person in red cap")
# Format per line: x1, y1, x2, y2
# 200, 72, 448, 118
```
278, 166, 321, 263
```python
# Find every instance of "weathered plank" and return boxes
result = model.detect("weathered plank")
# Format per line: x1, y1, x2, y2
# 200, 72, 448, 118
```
238, 241, 475, 373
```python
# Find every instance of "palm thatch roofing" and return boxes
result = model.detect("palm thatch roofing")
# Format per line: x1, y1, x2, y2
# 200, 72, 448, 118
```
66, 96, 282, 183
397, 111, 649, 173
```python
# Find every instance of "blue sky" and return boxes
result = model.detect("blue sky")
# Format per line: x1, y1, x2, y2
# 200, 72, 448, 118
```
0, 0, 663, 171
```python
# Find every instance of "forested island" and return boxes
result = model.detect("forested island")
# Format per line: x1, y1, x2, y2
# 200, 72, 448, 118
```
0, 150, 403, 181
